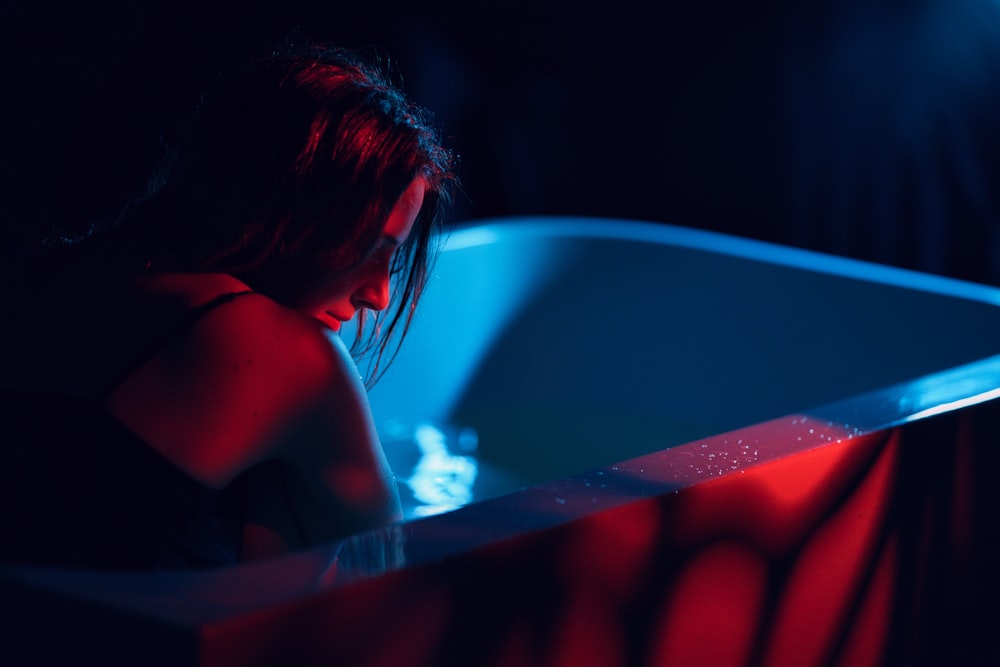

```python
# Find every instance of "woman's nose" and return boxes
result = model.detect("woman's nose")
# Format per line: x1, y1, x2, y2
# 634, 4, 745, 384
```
350, 264, 391, 312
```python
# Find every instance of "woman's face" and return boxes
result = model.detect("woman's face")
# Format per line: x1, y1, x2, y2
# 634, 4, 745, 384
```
296, 177, 426, 332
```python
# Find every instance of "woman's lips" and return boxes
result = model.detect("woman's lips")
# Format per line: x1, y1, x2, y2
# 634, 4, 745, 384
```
321, 311, 344, 331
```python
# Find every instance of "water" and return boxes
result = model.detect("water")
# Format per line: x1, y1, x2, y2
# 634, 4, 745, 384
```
381, 406, 723, 519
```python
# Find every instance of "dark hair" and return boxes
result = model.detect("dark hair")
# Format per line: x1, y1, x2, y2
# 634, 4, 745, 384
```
105, 41, 456, 384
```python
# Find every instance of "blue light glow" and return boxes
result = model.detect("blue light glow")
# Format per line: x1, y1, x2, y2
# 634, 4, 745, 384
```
903, 387, 1000, 423
404, 422, 479, 518
454, 217, 1000, 306
897, 355, 1000, 424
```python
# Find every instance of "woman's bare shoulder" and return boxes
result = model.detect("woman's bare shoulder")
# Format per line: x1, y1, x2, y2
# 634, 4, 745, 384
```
105, 281, 364, 488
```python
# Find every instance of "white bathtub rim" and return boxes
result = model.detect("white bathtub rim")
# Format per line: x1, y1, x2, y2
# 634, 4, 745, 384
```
441, 216, 1000, 307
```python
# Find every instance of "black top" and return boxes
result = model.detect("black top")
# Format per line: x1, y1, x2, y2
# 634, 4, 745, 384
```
0, 291, 255, 571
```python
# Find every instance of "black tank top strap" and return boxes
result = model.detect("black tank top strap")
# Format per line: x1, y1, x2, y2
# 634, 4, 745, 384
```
181, 289, 256, 324
100, 290, 256, 399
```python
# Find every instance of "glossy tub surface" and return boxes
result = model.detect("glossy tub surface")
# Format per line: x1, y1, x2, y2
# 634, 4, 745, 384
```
366, 218, 1000, 503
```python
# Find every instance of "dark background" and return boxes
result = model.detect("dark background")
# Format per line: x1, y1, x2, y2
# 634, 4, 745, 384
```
3, 0, 1000, 285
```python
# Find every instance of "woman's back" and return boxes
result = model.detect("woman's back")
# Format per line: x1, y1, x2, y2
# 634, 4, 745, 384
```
1, 266, 257, 569
3, 250, 253, 398
0, 389, 247, 569
1, 262, 399, 569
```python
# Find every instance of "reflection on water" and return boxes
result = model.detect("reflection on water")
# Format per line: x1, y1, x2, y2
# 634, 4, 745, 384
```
382, 420, 481, 519
381, 410, 722, 520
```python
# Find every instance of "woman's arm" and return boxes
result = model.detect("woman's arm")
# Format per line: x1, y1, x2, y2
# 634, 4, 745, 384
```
106, 293, 401, 556
241, 330, 403, 557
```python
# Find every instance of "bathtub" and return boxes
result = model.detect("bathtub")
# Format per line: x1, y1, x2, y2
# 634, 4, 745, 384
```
3, 217, 999, 666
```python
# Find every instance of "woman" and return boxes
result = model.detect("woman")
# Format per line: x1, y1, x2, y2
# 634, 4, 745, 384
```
0, 41, 456, 570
